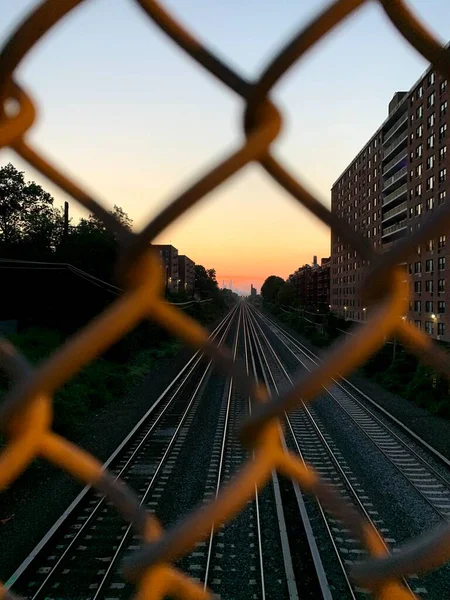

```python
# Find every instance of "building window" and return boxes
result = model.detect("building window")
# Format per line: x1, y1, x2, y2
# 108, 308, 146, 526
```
438, 279, 445, 293
414, 300, 422, 312
426, 259, 434, 272
439, 168, 447, 183
438, 301, 445, 314
425, 280, 433, 293
427, 113, 435, 128
426, 176, 435, 190
416, 183, 422, 196
415, 261, 422, 274
441, 100, 448, 115
426, 239, 435, 252
427, 155, 435, 170
416, 164, 422, 177
409, 263, 413, 275
439, 256, 446, 271
416, 143, 423, 158
416, 124, 423, 138
428, 72, 435, 86
425, 321, 434, 335
441, 79, 448, 94
414, 280, 422, 293
439, 235, 446, 248
417, 104, 423, 118
427, 134, 435, 149
425, 300, 433, 313
415, 320, 422, 330
439, 123, 447, 140
439, 190, 447, 204
438, 322, 445, 336
426, 197, 435, 211
428, 92, 435, 107
440, 146, 447, 162
415, 203, 422, 216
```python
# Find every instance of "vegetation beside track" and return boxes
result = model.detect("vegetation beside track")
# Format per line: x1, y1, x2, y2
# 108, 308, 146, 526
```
264, 301, 450, 419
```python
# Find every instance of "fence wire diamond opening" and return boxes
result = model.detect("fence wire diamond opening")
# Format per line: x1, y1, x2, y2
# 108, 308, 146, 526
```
2, 1, 450, 598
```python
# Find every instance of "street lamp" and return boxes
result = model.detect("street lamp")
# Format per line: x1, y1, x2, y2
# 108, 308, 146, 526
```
344, 306, 347, 321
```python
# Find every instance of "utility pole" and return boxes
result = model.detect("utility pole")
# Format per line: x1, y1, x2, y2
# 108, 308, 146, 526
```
63, 201, 69, 241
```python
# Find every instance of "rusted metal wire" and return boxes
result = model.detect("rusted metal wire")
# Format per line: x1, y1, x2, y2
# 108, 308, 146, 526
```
0, 1, 449, 598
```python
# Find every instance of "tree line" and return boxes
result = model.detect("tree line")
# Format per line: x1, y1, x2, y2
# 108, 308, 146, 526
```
0, 163, 234, 306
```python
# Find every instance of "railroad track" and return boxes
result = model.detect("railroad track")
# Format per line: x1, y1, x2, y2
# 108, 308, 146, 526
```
248, 303, 450, 597
12, 299, 448, 599
251, 307, 450, 522
243, 306, 332, 600
7, 301, 346, 600
6, 306, 239, 599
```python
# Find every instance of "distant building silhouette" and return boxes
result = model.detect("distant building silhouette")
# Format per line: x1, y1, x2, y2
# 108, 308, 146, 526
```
152, 244, 179, 293
250, 284, 257, 297
178, 255, 195, 295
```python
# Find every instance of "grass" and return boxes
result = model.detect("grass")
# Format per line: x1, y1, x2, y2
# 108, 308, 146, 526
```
0, 327, 182, 437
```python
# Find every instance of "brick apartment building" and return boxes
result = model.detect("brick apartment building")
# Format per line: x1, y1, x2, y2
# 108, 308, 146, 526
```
178, 254, 195, 295
152, 244, 179, 293
331, 65, 450, 341
289, 256, 331, 310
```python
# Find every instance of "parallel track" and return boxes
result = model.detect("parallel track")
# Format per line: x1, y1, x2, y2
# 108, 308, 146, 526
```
245, 304, 420, 599
252, 307, 450, 522
244, 305, 332, 600
7, 306, 239, 599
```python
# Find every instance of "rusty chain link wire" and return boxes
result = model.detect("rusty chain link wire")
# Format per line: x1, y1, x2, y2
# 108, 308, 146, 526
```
2, 1, 450, 598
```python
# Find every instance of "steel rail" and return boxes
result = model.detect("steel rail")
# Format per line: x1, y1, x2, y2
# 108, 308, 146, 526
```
92, 304, 239, 599
245, 306, 344, 599
241, 309, 266, 600
246, 304, 418, 598
245, 305, 339, 599
203, 303, 243, 591
253, 307, 450, 521
6, 305, 239, 596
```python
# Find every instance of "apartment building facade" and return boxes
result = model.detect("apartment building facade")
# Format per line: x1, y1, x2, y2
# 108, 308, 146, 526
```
331, 67, 450, 340
178, 254, 195, 295
289, 257, 331, 311
153, 244, 179, 293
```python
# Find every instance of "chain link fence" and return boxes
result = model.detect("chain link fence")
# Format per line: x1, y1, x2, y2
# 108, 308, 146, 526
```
2, 1, 450, 598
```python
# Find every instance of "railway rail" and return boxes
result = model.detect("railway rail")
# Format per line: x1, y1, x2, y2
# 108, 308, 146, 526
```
252, 307, 450, 521
8, 300, 450, 598
7, 303, 334, 600
6, 307, 239, 599
248, 304, 450, 597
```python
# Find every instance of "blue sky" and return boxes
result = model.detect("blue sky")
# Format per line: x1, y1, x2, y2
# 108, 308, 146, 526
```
1, 1, 449, 292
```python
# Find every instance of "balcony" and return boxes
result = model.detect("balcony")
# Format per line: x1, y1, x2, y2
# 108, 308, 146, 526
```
382, 182, 408, 207
383, 149, 408, 176
382, 166, 407, 192
383, 132, 408, 160
384, 113, 408, 145
382, 219, 408, 238
382, 201, 407, 222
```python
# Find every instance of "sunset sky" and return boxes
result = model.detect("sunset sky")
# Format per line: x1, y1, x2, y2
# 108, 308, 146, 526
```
2, 1, 450, 294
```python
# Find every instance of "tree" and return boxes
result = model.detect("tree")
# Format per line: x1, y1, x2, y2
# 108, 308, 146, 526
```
277, 281, 297, 306
0, 163, 62, 258
261, 275, 285, 303
57, 205, 133, 281
195, 265, 219, 295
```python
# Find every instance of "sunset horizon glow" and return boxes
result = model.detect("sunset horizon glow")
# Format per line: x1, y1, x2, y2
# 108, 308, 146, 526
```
2, 1, 449, 295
